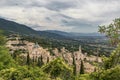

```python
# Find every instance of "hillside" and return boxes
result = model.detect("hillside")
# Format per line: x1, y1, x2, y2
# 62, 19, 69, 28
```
45, 30, 104, 37
0, 18, 105, 40
37, 31, 71, 40
0, 18, 70, 40
0, 18, 38, 36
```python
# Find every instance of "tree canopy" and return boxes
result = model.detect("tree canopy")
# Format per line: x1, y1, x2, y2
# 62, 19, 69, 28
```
99, 18, 120, 46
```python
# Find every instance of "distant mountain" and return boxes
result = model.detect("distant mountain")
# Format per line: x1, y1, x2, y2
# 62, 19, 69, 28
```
45, 30, 70, 37
0, 18, 38, 36
45, 30, 104, 38
0, 18, 104, 41
37, 31, 71, 40
70, 32, 104, 37
0, 18, 70, 40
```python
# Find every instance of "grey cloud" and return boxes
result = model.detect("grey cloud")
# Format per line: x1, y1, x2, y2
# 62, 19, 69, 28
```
45, 17, 52, 22
63, 20, 92, 27
44, 1, 76, 11
60, 16, 100, 32
0, 0, 120, 32
0, 0, 76, 11
61, 16, 99, 27
0, 0, 44, 8
0, 0, 28, 6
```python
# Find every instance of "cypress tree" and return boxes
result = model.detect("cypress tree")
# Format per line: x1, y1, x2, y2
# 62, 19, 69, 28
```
33, 56, 35, 62
80, 60, 84, 74
26, 52, 30, 66
40, 55, 44, 66
37, 55, 44, 67
35, 56, 37, 62
12, 52, 17, 59
72, 54, 76, 75
47, 57, 49, 63
37, 57, 41, 67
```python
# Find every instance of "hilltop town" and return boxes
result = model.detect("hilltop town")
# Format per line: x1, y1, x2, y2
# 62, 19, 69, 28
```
6, 34, 102, 73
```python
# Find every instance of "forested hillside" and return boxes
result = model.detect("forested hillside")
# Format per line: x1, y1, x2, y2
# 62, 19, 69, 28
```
0, 18, 70, 40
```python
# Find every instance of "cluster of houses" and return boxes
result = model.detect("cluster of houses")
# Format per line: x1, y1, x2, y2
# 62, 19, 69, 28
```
6, 34, 102, 73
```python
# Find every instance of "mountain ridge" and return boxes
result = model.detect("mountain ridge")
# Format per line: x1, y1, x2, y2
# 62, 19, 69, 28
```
0, 18, 104, 40
0, 18, 70, 40
45, 30, 104, 37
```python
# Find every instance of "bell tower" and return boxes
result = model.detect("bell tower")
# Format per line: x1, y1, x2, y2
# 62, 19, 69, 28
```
79, 45, 82, 53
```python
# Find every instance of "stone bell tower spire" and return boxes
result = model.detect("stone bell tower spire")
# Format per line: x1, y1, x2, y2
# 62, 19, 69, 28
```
79, 45, 82, 53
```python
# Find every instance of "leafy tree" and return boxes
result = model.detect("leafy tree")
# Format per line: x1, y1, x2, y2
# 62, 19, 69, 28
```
0, 46, 15, 70
12, 50, 22, 60
98, 18, 120, 46
91, 66, 120, 80
0, 66, 50, 80
102, 44, 120, 69
98, 18, 120, 69
78, 74, 92, 80
42, 58, 73, 79
16, 55, 27, 66
0, 30, 6, 45
91, 18, 120, 80
0, 30, 15, 70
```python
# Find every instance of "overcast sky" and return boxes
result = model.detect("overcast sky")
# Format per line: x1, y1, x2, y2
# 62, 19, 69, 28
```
0, 0, 120, 33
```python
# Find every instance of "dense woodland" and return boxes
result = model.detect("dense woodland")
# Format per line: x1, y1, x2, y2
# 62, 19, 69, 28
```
0, 18, 120, 80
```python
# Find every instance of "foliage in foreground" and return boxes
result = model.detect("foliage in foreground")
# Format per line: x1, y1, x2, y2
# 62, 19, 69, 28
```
0, 31, 15, 70
91, 65, 120, 80
42, 58, 73, 80
0, 67, 51, 80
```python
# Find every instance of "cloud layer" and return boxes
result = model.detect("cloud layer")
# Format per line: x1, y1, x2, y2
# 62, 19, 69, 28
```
0, 0, 120, 33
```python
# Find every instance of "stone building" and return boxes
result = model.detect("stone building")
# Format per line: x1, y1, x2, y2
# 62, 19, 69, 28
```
27, 42, 51, 63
